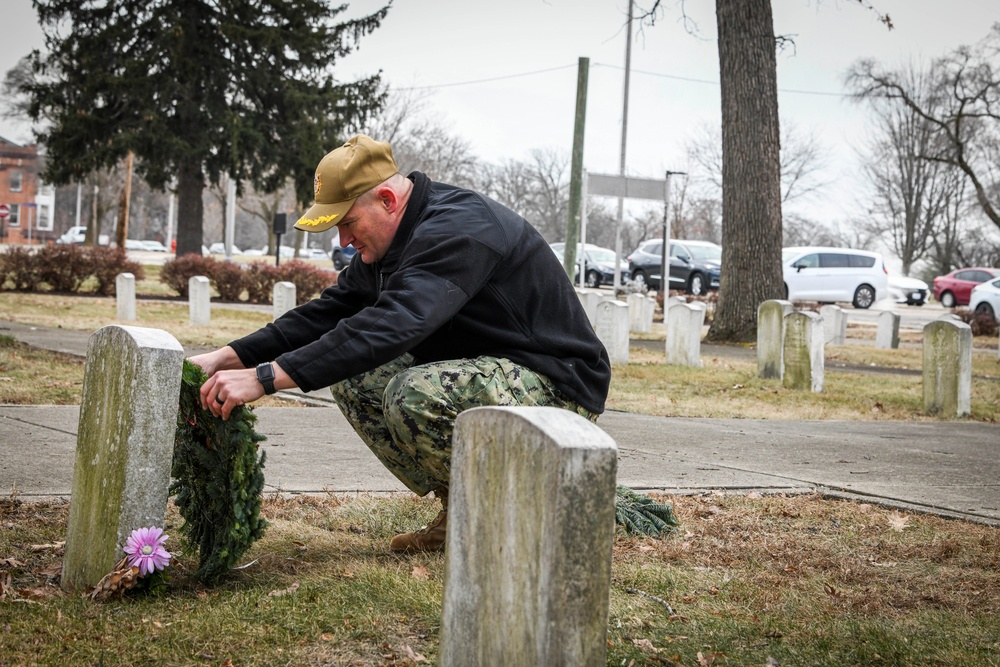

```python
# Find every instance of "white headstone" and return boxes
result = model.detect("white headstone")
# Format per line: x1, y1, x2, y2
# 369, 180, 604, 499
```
923, 319, 972, 417
595, 299, 630, 366
875, 311, 901, 349
627, 293, 650, 333
273, 281, 297, 320
62, 325, 184, 591
783, 311, 824, 392
441, 406, 618, 667
576, 289, 602, 327
757, 299, 793, 379
115, 272, 136, 322
666, 301, 706, 367
663, 295, 687, 340
189, 275, 211, 326
819, 304, 847, 345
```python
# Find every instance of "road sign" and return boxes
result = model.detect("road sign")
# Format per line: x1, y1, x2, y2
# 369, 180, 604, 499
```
0, 204, 9, 220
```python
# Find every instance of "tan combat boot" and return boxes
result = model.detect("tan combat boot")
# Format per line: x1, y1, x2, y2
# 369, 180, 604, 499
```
390, 488, 448, 553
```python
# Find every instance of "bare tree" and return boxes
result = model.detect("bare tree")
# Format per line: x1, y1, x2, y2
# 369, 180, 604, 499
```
479, 149, 571, 242
855, 63, 967, 274
360, 88, 481, 188
685, 119, 829, 206
846, 24, 1000, 231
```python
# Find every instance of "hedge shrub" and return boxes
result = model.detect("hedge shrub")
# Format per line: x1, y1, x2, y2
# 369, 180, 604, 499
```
0, 244, 142, 295
161, 255, 219, 298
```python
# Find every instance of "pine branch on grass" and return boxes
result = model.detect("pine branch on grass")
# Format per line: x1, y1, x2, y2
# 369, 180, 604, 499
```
171, 360, 268, 584
615, 486, 681, 538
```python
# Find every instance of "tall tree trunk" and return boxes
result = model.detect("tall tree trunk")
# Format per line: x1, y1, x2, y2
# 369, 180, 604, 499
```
176, 161, 205, 257
707, 0, 784, 343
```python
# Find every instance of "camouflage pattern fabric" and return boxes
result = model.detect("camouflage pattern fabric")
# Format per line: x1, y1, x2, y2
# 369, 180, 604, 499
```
329, 354, 597, 496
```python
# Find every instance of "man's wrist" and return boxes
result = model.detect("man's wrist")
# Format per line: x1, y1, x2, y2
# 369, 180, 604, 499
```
255, 362, 277, 395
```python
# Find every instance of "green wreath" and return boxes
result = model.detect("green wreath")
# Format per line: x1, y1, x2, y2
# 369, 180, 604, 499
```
171, 360, 268, 583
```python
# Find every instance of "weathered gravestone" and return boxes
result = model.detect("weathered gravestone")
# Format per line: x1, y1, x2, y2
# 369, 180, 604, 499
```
666, 301, 705, 367
441, 407, 618, 667
595, 299, 629, 366
62, 325, 184, 591
189, 275, 211, 326
627, 292, 653, 334
757, 299, 793, 379
576, 289, 602, 327
922, 319, 972, 417
115, 273, 136, 322
783, 311, 824, 392
819, 304, 846, 345
273, 281, 296, 320
876, 311, 900, 350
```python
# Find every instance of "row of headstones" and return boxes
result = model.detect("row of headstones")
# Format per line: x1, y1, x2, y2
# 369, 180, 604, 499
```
66, 324, 618, 665
114, 273, 298, 325
757, 299, 974, 417
579, 289, 706, 368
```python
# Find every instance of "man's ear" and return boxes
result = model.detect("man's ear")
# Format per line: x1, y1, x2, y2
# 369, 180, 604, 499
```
376, 185, 400, 213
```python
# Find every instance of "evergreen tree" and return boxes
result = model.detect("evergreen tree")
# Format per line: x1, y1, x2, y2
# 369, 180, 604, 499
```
21, 0, 388, 256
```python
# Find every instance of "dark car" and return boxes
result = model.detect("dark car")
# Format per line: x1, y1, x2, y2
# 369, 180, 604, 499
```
932, 267, 1000, 307
627, 239, 721, 295
550, 242, 629, 288
331, 234, 358, 270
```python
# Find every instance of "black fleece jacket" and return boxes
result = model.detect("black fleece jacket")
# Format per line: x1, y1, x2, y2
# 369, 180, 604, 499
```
229, 172, 611, 413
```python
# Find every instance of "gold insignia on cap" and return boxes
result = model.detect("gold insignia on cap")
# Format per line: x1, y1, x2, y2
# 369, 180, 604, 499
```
314, 173, 322, 199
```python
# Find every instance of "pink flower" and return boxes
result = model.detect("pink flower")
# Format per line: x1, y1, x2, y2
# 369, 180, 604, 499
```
123, 526, 172, 576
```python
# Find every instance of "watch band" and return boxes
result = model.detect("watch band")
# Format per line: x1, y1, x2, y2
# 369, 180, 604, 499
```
256, 362, 276, 395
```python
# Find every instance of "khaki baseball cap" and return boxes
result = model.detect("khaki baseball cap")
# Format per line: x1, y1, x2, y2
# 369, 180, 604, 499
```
294, 135, 399, 233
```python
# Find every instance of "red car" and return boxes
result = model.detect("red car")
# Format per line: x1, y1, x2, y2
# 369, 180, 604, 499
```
932, 267, 1000, 307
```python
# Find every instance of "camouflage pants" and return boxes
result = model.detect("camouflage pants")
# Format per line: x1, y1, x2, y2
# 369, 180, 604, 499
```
329, 354, 597, 496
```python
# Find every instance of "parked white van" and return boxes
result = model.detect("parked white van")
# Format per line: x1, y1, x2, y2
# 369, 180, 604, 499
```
782, 247, 888, 309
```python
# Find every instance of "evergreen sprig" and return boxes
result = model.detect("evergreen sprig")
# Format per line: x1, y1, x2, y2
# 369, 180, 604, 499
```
615, 486, 681, 538
171, 360, 268, 583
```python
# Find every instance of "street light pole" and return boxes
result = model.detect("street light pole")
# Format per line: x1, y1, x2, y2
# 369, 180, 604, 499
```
659, 170, 686, 301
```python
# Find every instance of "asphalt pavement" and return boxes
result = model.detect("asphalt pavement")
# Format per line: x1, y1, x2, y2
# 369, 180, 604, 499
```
1, 318, 999, 526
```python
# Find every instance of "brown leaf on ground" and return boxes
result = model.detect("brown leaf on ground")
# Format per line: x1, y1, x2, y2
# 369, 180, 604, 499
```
89, 557, 140, 601
410, 565, 430, 580
267, 582, 300, 597
28, 542, 65, 553
1, 557, 24, 568
401, 644, 428, 663
632, 638, 658, 653
887, 512, 910, 532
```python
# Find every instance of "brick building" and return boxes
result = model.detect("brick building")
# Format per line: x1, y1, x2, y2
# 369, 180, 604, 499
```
0, 136, 56, 245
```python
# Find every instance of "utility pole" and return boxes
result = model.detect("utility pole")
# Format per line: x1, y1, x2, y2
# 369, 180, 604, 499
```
613, 0, 634, 292
659, 171, 686, 300
564, 56, 590, 281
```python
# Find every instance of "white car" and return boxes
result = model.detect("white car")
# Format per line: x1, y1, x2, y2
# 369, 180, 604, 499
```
141, 240, 168, 252
970, 277, 1000, 322
301, 248, 329, 260
782, 246, 889, 309
887, 275, 929, 306
209, 242, 242, 255
56, 226, 109, 245
124, 239, 145, 250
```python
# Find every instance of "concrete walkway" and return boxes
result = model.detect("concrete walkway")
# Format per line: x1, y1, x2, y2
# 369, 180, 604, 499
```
1, 319, 999, 526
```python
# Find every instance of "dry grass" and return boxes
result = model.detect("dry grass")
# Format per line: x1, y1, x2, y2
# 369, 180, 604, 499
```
0, 292, 272, 349
607, 347, 1000, 421
2, 493, 998, 666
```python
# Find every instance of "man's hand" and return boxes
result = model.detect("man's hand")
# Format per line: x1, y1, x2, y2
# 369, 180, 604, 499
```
188, 346, 243, 377
200, 368, 265, 421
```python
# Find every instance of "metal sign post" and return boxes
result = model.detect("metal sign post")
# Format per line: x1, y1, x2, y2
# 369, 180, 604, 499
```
0, 204, 9, 244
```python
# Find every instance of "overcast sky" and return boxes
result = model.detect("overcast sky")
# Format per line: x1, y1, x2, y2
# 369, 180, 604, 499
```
2, 0, 997, 244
